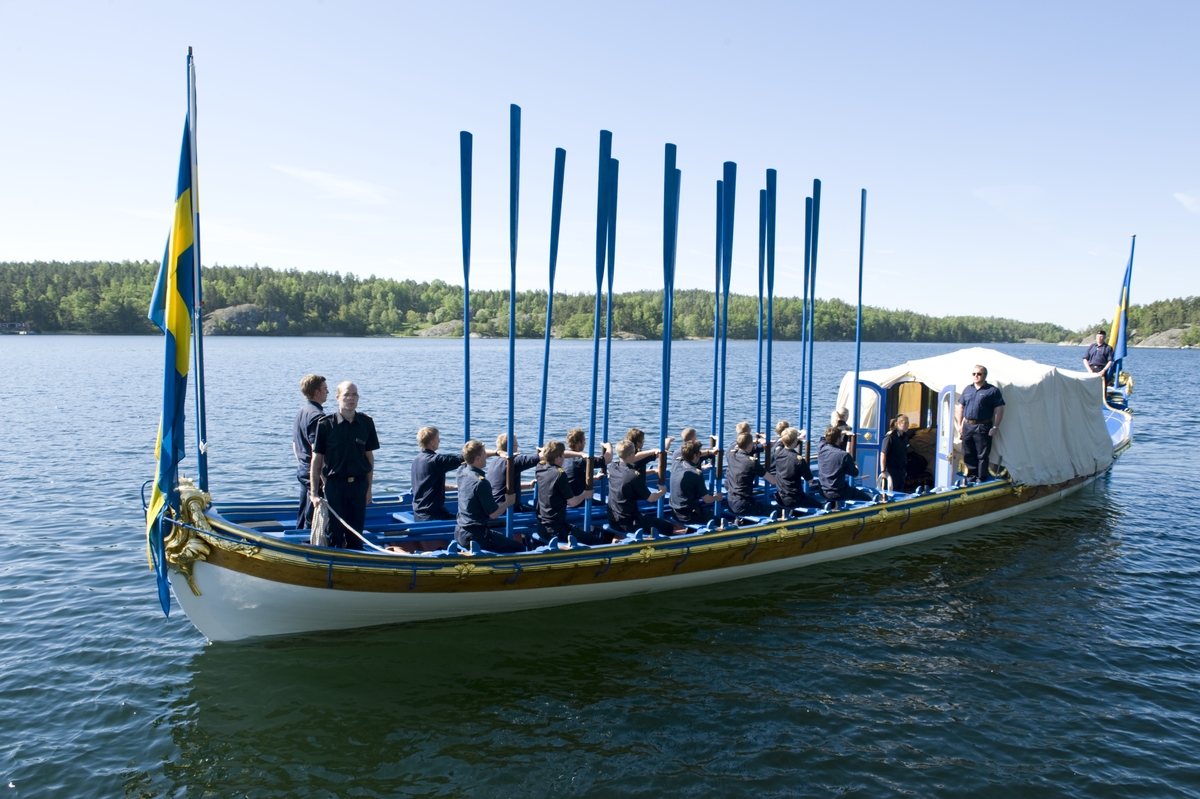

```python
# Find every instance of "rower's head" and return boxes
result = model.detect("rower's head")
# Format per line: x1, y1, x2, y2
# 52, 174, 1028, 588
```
1096, 330, 1107, 345
736, 432, 754, 452
972, 364, 988, 387
681, 427, 697, 442
781, 427, 800, 449
542, 440, 566, 466
418, 426, 440, 451
567, 428, 585, 451
614, 439, 637, 464
300, 374, 328, 404
735, 421, 751, 435
625, 428, 645, 450
335, 381, 359, 416
496, 432, 517, 454
462, 440, 487, 469
681, 439, 702, 464
776, 419, 790, 436
824, 425, 843, 446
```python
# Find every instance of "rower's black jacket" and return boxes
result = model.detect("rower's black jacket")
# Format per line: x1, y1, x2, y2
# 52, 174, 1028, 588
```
455, 463, 497, 536
410, 449, 463, 520
535, 462, 576, 535
292, 399, 324, 478
669, 460, 707, 520
607, 460, 649, 530
312, 412, 379, 482
816, 439, 858, 496
487, 453, 540, 504
563, 457, 588, 495
773, 447, 813, 507
725, 447, 765, 509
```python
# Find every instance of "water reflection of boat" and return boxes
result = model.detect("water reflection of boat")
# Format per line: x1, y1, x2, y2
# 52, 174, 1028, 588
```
143, 51, 1135, 642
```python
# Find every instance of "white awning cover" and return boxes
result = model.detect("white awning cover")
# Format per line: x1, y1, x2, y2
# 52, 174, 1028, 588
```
835, 347, 1113, 486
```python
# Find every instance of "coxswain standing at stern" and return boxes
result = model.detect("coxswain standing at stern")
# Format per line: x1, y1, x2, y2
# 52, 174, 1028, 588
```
954, 364, 1006, 485
310, 381, 379, 550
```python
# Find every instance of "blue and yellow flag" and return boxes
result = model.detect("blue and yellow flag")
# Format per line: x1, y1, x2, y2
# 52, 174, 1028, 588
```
1108, 237, 1135, 365
145, 119, 197, 616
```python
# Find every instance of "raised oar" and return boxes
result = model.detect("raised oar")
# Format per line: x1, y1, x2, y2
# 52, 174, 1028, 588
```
658, 144, 680, 517
806, 181, 822, 461
536, 147, 567, 449
756, 189, 766, 448
851, 188, 866, 462
765, 169, 777, 476
714, 161, 736, 522
505, 104, 520, 540
583, 130, 612, 535
601, 159, 620, 460
709, 179, 723, 493
799, 195, 810, 457
460, 131, 473, 442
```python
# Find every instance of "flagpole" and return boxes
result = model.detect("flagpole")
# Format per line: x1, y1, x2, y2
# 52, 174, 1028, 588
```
658, 144, 680, 518
186, 47, 209, 492
714, 162, 736, 521
583, 130, 612, 535
710, 179, 723, 492
1111, 234, 1136, 379
601, 159, 620, 465
537, 148, 567, 449
460, 131, 473, 442
505, 104, 520, 540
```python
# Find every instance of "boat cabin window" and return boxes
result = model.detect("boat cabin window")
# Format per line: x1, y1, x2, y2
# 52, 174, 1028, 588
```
885, 379, 939, 431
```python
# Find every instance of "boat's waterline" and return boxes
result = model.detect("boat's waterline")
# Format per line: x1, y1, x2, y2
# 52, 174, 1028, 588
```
176, 474, 1100, 642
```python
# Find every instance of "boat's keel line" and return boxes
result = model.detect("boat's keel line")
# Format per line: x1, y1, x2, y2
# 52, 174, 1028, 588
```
173, 477, 1093, 641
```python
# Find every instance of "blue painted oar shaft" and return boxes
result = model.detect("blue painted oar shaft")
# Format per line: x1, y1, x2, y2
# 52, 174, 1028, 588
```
584, 130, 612, 534
710, 179, 723, 492
852, 189, 866, 444
714, 162, 736, 520
806, 181, 822, 459
765, 169, 777, 472
799, 196, 811, 444
506, 104, 520, 539
537, 148, 567, 449
658, 144, 679, 518
602, 159, 619, 453
459, 131, 473, 442
756, 189, 766, 443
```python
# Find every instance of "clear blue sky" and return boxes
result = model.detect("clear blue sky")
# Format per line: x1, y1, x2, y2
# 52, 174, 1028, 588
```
1, 1, 1196, 328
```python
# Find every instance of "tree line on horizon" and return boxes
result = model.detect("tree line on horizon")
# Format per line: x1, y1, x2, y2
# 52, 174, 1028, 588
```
2, 259, 1190, 344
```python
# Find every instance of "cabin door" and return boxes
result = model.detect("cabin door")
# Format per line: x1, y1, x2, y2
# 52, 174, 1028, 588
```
854, 380, 887, 490
935, 384, 957, 489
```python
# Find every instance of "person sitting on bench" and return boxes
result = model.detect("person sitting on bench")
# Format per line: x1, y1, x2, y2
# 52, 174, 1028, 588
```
817, 425, 872, 505
534, 440, 604, 546
774, 427, 823, 512
669, 439, 723, 525
454, 440, 520, 553
607, 439, 675, 537
726, 432, 777, 517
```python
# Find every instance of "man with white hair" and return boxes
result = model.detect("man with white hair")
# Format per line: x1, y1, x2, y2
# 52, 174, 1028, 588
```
310, 381, 379, 550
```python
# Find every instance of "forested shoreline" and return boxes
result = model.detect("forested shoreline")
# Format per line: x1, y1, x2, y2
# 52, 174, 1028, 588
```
2, 260, 1193, 344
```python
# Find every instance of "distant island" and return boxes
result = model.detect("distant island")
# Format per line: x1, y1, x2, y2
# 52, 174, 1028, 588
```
2, 260, 1196, 346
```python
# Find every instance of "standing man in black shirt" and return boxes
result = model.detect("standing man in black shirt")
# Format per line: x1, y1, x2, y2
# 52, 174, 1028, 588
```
954, 364, 1006, 484
669, 439, 723, 525
1083, 330, 1114, 384
774, 427, 822, 511
534, 440, 601, 546
607, 440, 675, 537
726, 432, 777, 517
411, 426, 477, 523
454, 440, 519, 553
310, 381, 379, 550
292, 374, 327, 529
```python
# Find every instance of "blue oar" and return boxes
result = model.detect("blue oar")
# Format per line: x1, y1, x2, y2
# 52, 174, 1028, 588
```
658, 144, 680, 517
806, 181, 822, 460
584, 131, 612, 534
460, 130, 473, 442
799, 195, 810, 454
709, 179, 723, 493
505, 104, 520, 540
756, 189, 766, 446
537, 147, 567, 449
765, 170, 777, 490
852, 188, 866, 456
601, 159, 620, 459
714, 162, 736, 521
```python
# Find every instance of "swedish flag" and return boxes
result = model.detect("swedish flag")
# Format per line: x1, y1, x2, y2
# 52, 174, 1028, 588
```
1109, 236, 1135, 367
145, 119, 197, 616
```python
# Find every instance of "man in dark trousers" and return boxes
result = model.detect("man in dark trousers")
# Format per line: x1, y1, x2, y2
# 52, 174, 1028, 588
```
774, 427, 823, 511
817, 426, 872, 504
454, 440, 519, 553
310, 381, 379, 550
534, 440, 601, 546
410, 426, 478, 522
1083, 330, 1114, 384
608, 440, 675, 537
726, 432, 777, 517
954, 364, 1006, 484
292, 374, 327, 529
669, 439, 722, 525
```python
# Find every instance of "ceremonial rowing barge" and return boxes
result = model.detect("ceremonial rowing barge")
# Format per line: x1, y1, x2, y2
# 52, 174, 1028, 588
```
143, 51, 1136, 642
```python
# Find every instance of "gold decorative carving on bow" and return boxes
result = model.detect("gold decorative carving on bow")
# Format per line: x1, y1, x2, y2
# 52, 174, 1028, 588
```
638, 546, 656, 563
454, 563, 476, 580
162, 477, 214, 596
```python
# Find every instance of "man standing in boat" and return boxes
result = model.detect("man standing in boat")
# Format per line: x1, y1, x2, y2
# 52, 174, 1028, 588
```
1083, 330, 1114, 384
293, 374, 327, 529
309, 381, 379, 550
954, 364, 1006, 485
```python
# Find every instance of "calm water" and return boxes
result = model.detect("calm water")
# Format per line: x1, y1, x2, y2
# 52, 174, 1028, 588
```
3, 336, 1198, 797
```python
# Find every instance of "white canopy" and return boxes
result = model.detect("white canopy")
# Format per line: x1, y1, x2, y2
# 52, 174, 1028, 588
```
835, 347, 1113, 486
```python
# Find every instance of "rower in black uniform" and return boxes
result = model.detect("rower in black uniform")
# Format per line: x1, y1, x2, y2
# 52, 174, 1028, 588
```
726, 432, 776, 517
454, 440, 519, 553
410, 426, 473, 522
816, 425, 871, 505
534, 440, 603, 546
607, 440, 675, 537
774, 427, 822, 511
564, 428, 611, 495
669, 439, 723, 525
487, 433, 540, 512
